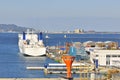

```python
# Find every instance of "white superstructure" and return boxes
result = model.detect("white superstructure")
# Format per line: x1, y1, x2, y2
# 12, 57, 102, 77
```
90, 49, 120, 67
18, 30, 46, 56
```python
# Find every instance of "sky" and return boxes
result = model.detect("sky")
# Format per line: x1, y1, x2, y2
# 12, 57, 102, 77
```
0, 0, 120, 32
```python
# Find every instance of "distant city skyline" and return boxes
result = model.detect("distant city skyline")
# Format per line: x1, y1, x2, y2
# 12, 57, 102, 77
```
0, 0, 120, 32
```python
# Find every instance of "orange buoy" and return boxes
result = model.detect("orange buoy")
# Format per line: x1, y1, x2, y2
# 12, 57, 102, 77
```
62, 55, 75, 79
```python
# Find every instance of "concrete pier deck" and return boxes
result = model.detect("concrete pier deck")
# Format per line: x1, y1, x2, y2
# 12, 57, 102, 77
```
0, 78, 80, 80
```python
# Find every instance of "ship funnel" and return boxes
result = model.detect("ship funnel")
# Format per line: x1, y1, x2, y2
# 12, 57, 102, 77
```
39, 32, 43, 40
23, 32, 26, 40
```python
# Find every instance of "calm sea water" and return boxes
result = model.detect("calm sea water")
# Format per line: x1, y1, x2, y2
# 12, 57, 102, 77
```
0, 33, 58, 78
43, 33, 120, 46
0, 33, 120, 78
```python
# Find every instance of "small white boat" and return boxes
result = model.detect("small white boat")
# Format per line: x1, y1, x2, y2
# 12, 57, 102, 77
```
45, 35, 49, 38
64, 35, 67, 38
18, 30, 46, 56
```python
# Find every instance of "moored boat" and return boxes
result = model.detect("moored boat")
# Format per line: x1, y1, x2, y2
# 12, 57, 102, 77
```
18, 30, 46, 56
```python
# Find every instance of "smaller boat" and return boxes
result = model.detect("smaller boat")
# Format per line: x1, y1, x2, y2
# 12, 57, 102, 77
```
45, 35, 49, 38
64, 35, 67, 38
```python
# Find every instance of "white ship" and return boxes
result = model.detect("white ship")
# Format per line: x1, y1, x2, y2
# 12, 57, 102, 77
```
18, 30, 46, 56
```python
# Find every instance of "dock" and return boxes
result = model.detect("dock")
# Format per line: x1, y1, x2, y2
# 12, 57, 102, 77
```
48, 63, 84, 66
26, 63, 85, 70
26, 63, 107, 80
0, 78, 80, 80
26, 63, 96, 75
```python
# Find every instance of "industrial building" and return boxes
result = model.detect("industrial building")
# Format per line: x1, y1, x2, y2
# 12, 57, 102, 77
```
90, 50, 120, 67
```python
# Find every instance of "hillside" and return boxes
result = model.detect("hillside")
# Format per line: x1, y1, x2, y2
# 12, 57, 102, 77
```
0, 24, 35, 32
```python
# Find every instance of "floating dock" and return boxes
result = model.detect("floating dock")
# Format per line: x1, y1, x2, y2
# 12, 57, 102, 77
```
26, 63, 85, 70
26, 63, 94, 74
26, 63, 83, 70
0, 78, 80, 80
48, 63, 84, 66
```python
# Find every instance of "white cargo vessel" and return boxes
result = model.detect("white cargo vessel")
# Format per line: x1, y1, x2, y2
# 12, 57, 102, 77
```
18, 30, 46, 56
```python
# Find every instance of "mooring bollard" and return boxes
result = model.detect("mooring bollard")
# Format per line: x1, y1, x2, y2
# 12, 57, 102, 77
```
44, 63, 48, 75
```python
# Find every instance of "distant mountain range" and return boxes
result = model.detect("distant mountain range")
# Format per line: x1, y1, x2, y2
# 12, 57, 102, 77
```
0, 24, 35, 33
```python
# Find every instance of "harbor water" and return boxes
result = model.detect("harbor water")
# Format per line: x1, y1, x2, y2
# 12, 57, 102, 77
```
0, 33, 120, 78
0, 33, 57, 78
44, 33, 120, 46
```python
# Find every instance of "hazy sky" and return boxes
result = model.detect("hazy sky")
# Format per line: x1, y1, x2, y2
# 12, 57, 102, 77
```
0, 0, 120, 32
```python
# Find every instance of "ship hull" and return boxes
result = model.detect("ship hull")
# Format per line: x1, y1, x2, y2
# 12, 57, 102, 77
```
19, 46, 46, 56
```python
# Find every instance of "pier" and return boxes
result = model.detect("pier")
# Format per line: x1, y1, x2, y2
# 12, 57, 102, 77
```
0, 78, 80, 80
26, 63, 84, 73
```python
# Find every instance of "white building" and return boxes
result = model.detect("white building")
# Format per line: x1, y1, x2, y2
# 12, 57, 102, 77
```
90, 50, 120, 67
74, 29, 84, 33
